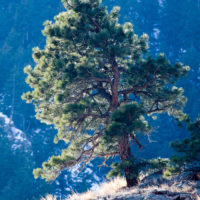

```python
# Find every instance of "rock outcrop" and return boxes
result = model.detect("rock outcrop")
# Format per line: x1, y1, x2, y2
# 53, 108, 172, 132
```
96, 163, 200, 200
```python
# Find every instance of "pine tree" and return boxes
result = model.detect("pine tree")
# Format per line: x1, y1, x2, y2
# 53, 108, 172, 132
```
23, 0, 189, 187
171, 116, 200, 166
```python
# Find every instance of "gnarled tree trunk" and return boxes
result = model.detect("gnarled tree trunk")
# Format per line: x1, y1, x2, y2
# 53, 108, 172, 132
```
119, 134, 138, 187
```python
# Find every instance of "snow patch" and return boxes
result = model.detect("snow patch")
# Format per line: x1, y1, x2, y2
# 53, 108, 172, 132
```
0, 112, 12, 125
0, 112, 31, 149
55, 180, 60, 185
180, 48, 187, 53
93, 174, 100, 181
85, 167, 93, 174
65, 187, 71, 191
35, 128, 41, 133
153, 28, 160, 39
158, 0, 164, 7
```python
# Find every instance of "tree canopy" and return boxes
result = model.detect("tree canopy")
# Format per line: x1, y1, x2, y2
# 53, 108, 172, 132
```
23, 0, 189, 187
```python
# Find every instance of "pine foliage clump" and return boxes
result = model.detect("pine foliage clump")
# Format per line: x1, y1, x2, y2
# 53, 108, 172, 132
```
171, 116, 200, 166
162, 116, 200, 178
22, 0, 189, 187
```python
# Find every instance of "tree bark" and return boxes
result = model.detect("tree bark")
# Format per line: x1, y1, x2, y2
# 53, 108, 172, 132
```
119, 134, 138, 187
111, 59, 120, 110
110, 57, 137, 187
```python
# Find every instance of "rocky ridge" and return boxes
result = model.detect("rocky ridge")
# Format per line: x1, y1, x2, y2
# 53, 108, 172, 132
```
67, 162, 200, 200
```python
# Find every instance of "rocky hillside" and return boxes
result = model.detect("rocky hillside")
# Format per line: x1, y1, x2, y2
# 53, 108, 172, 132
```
44, 162, 200, 200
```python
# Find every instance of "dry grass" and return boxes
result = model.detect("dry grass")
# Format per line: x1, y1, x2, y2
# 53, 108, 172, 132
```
41, 177, 126, 200
68, 180, 198, 200
69, 177, 126, 200
41, 177, 198, 200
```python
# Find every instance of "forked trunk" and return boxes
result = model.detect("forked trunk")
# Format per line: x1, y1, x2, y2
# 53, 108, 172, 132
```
119, 134, 138, 187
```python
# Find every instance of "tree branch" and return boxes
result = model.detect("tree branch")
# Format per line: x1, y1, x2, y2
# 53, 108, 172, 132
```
91, 85, 112, 104
96, 152, 119, 157
87, 15, 102, 32
110, 58, 120, 110
130, 134, 143, 149
119, 89, 152, 97
87, 70, 112, 84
